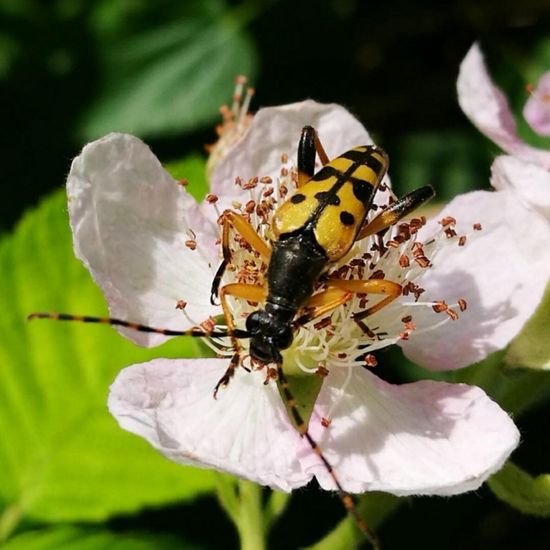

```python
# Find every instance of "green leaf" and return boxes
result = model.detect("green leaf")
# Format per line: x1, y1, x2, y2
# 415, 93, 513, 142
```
2, 525, 200, 550
80, 1, 257, 139
506, 281, 550, 371
488, 462, 550, 517
0, 189, 217, 538
165, 154, 209, 202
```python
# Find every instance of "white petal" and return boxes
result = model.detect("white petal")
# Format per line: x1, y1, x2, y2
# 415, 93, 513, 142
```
210, 100, 386, 205
491, 155, 550, 220
400, 190, 550, 370
108, 358, 312, 492
305, 367, 519, 495
457, 44, 550, 168
67, 133, 220, 346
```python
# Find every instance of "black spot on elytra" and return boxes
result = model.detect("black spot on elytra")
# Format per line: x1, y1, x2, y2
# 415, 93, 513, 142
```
352, 180, 372, 203
291, 193, 306, 204
315, 191, 340, 205
340, 211, 355, 226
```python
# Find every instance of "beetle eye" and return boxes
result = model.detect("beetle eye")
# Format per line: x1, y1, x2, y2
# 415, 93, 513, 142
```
274, 327, 293, 350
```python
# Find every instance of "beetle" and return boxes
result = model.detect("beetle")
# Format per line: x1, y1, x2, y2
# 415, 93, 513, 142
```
208, 125, 434, 393
30, 126, 434, 547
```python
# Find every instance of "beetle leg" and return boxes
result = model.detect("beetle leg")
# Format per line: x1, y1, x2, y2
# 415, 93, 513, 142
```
297, 126, 330, 187
293, 288, 353, 327
213, 283, 267, 397
357, 185, 435, 240
326, 278, 402, 334
211, 210, 272, 304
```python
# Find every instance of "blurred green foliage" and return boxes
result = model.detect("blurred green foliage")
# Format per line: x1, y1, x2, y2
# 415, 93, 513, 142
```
506, 282, 550, 371
1, 0, 550, 548
489, 463, 550, 517
0, 189, 216, 541
3, 525, 196, 550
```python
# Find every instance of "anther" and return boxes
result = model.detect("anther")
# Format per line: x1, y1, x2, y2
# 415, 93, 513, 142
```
414, 256, 431, 268
440, 216, 456, 227
432, 301, 448, 313
364, 354, 378, 367
399, 254, 410, 267
316, 366, 329, 378
314, 317, 333, 330
200, 317, 217, 332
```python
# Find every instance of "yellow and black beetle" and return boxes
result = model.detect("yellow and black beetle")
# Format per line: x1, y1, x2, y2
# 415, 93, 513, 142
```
209, 126, 433, 389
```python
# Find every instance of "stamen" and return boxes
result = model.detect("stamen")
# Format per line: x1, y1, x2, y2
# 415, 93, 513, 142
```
322, 364, 354, 433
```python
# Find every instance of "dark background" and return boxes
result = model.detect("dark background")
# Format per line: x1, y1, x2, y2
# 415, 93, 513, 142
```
3, 0, 549, 235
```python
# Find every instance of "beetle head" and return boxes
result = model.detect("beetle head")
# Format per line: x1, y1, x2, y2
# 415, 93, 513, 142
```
246, 309, 293, 364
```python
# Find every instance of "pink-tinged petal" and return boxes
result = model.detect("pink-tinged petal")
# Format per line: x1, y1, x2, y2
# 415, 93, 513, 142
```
491, 155, 550, 220
209, 100, 383, 206
400, 190, 550, 370
108, 358, 312, 491
457, 44, 550, 168
305, 367, 519, 495
67, 133, 220, 346
523, 72, 550, 136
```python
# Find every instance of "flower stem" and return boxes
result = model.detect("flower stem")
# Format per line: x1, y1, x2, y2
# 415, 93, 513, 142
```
236, 479, 266, 550
215, 473, 241, 527
215, 475, 268, 550
264, 489, 290, 531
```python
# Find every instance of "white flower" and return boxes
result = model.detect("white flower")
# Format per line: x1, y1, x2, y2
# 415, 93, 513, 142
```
457, 43, 550, 168
455, 44, 550, 357
68, 101, 523, 495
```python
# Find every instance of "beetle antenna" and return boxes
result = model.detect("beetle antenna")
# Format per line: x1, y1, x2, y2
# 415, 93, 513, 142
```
276, 362, 380, 548
27, 312, 250, 339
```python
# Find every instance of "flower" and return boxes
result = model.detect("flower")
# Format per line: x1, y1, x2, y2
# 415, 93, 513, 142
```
68, 100, 524, 496
524, 72, 550, 137
457, 43, 550, 168
455, 44, 550, 349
